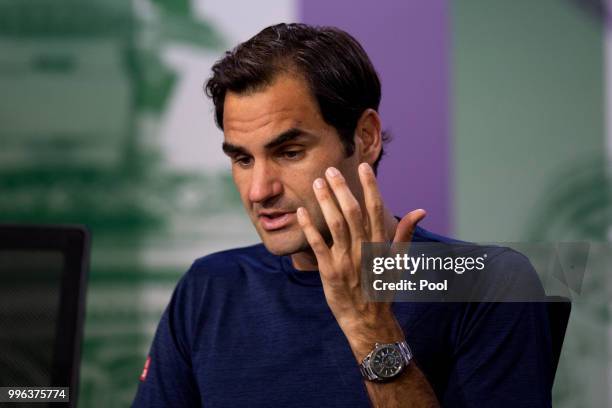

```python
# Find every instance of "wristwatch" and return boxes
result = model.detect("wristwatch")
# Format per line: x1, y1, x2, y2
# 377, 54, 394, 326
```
359, 341, 413, 382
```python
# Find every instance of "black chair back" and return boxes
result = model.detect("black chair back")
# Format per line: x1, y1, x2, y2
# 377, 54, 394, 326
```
0, 225, 90, 407
546, 296, 571, 382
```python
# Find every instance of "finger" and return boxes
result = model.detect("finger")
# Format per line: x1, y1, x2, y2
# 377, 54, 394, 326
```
296, 207, 332, 264
312, 177, 350, 251
389, 210, 426, 294
393, 209, 427, 243
358, 162, 386, 242
324, 167, 366, 246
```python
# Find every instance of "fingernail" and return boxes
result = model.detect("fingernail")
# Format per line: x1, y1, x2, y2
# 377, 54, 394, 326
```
326, 167, 340, 178
297, 207, 305, 217
359, 162, 373, 175
314, 178, 325, 189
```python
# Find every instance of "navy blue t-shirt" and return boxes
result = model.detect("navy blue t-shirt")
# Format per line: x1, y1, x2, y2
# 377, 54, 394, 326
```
133, 226, 553, 407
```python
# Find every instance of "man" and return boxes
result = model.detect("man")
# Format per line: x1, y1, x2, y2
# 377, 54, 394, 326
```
133, 23, 552, 407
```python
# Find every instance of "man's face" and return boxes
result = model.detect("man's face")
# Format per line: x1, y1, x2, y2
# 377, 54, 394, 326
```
222, 73, 363, 256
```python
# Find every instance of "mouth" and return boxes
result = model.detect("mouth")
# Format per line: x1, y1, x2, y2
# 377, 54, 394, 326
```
258, 211, 295, 231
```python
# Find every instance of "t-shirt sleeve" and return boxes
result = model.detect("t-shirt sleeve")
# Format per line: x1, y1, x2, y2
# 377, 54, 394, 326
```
442, 251, 554, 407
132, 267, 201, 407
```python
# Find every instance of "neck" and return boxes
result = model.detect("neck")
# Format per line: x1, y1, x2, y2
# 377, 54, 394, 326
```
291, 208, 399, 271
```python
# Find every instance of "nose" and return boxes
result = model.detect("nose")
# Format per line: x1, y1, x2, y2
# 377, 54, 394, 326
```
248, 160, 283, 204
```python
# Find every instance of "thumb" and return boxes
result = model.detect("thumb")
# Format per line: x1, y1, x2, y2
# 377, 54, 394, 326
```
393, 209, 427, 243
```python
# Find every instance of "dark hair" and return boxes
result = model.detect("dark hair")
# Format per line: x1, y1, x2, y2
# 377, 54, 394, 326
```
204, 23, 390, 172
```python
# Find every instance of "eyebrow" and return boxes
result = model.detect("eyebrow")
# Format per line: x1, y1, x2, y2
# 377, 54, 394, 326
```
222, 128, 308, 156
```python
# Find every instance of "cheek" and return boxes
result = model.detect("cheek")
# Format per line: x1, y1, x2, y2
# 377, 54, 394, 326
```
293, 175, 322, 213
285, 170, 317, 198
232, 171, 251, 204
287, 162, 330, 205
336, 159, 363, 200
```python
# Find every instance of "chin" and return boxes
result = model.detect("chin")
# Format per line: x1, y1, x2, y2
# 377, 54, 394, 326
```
260, 231, 309, 256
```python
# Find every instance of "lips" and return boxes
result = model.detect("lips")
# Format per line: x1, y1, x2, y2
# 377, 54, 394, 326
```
258, 211, 295, 231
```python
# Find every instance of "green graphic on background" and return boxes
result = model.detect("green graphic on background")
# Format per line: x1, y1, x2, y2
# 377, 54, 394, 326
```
453, 1, 610, 406
0, 0, 257, 406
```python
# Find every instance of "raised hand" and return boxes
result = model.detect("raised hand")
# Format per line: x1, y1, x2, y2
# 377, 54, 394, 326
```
296, 162, 426, 359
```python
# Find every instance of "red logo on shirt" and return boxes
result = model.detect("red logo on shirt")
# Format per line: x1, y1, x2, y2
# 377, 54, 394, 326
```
140, 356, 151, 382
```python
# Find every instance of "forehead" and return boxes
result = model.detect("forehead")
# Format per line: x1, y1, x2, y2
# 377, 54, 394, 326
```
222, 74, 329, 144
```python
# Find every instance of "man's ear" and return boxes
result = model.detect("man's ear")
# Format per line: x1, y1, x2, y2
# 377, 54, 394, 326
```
354, 108, 383, 166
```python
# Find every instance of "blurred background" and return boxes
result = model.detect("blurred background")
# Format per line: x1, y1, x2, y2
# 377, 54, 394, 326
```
0, 0, 609, 406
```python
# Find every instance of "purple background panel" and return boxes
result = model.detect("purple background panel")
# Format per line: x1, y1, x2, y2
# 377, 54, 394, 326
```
300, 0, 451, 235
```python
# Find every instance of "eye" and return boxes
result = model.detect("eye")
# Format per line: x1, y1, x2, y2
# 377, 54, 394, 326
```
281, 149, 304, 160
233, 156, 253, 168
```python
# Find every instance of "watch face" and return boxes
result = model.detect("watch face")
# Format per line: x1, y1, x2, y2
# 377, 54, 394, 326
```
370, 345, 404, 379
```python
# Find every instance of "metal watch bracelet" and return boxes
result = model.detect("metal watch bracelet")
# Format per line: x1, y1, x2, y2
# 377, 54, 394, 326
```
359, 341, 413, 382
